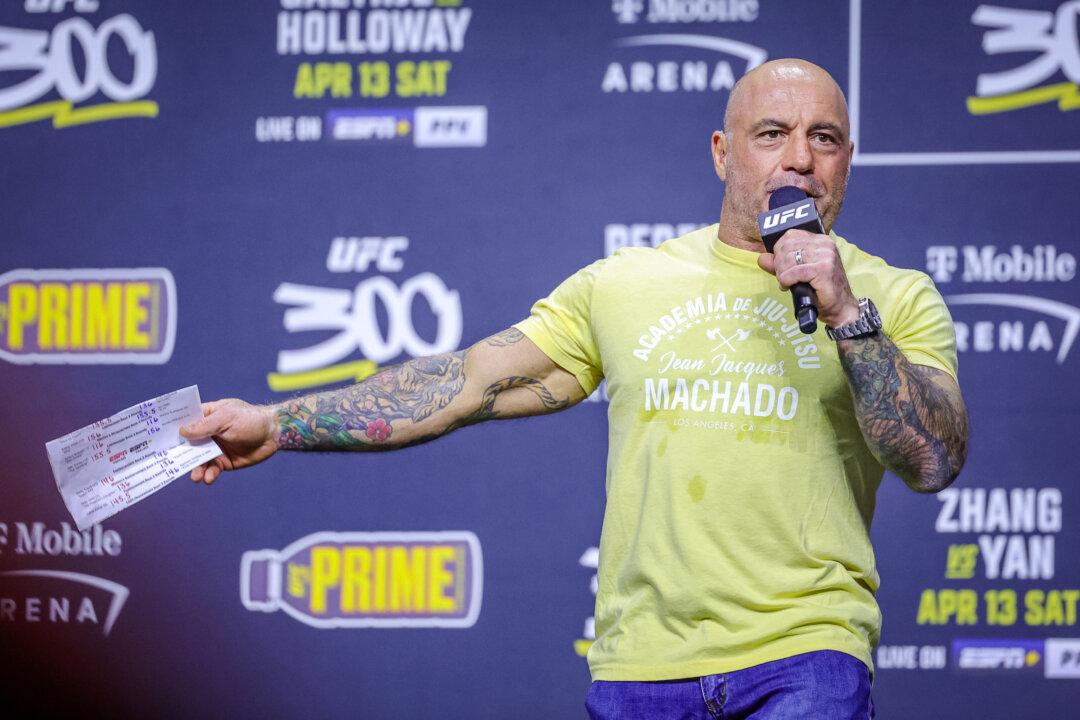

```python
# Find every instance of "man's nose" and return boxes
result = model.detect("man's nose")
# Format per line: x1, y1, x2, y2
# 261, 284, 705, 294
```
781, 133, 814, 173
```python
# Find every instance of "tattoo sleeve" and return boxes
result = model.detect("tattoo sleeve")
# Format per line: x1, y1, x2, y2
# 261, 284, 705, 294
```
838, 333, 969, 492
273, 327, 572, 451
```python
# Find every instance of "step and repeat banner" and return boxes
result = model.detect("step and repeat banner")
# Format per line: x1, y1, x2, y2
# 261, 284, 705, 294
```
1, 1, 1078, 717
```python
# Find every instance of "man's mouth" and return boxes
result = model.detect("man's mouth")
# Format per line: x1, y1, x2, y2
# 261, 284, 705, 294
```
766, 177, 825, 198
767, 185, 819, 198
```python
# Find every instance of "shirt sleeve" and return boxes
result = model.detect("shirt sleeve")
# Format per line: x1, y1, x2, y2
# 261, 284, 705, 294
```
513, 259, 606, 395
884, 273, 959, 381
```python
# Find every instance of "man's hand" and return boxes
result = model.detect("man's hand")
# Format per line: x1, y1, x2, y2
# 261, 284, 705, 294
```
757, 228, 860, 328
180, 399, 279, 484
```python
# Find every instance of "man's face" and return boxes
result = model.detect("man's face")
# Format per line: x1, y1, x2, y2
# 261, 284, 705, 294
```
712, 66, 854, 242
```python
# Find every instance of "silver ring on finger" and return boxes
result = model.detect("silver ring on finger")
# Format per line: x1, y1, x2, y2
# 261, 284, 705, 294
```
794, 249, 804, 265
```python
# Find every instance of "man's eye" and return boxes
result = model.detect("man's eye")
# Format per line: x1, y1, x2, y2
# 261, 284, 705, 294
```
760, 130, 782, 139
813, 133, 836, 144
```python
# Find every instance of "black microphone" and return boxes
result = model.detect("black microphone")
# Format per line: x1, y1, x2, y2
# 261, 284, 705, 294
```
757, 186, 821, 334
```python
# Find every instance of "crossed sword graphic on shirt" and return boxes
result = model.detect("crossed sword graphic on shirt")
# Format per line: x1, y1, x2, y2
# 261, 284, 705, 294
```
706, 327, 751, 352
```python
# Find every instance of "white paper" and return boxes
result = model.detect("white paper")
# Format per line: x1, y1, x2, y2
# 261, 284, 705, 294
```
45, 385, 222, 531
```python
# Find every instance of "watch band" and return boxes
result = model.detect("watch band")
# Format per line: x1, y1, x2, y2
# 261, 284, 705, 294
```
826, 298, 882, 341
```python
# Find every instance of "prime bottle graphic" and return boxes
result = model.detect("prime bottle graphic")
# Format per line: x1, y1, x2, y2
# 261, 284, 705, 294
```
240, 531, 482, 629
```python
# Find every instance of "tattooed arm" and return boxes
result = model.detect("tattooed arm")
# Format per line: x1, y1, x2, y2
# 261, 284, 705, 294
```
759, 230, 968, 493
179, 328, 586, 483
837, 333, 969, 493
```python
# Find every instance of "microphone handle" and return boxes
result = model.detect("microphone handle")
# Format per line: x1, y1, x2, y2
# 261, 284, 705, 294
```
789, 215, 824, 334
791, 284, 818, 334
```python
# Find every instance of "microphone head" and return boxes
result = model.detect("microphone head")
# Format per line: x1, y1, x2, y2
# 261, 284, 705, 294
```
768, 185, 807, 210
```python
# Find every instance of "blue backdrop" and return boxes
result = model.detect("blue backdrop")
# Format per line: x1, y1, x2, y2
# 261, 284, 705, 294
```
2, 1, 1078, 717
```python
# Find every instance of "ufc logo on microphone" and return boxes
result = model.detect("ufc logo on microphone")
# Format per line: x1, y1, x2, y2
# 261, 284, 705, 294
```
762, 202, 811, 230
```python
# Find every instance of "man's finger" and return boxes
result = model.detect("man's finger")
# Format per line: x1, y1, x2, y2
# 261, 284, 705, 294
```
191, 459, 218, 483
774, 228, 816, 245
776, 263, 820, 289
201, 399, 228, 415
757, 252, 777, 275
182, 399, 230, 439
180, 412, 228, 441
204, 456, 232, 485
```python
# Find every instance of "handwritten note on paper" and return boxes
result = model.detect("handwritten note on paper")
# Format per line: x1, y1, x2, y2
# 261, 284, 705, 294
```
46, 386, 222, 531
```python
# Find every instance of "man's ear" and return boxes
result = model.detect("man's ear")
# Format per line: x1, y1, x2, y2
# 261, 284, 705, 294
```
711, 131, 728, 181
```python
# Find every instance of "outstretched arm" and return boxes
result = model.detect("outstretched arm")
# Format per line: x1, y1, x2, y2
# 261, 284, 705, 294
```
180, 327, 585, 483
275, 327, 580, 449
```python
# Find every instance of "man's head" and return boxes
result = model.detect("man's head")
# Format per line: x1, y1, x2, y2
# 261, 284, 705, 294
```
712, 59, 853, 248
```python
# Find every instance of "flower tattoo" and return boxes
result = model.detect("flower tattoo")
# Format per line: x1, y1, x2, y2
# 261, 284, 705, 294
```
365, 418, 392, 441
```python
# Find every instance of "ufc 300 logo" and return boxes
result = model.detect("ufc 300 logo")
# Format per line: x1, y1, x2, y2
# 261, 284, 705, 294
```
0, 10, 158, 127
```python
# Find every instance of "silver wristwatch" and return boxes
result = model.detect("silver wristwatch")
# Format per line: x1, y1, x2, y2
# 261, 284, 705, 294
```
826, 298, 882, 341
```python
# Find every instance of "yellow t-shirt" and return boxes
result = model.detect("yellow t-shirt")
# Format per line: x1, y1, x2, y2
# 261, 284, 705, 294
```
515, 224, 957, 681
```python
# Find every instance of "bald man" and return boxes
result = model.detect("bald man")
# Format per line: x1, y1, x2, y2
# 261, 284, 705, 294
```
183, 59, 968, 718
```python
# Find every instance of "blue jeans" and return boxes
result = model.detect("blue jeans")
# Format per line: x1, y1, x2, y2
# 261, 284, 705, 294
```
585, 650, 874, 720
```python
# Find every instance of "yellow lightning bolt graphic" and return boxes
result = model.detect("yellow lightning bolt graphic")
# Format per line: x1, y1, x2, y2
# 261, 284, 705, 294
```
267, 359, 379, 392
0, 100, 159, 129
967, 82, 1080, 115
